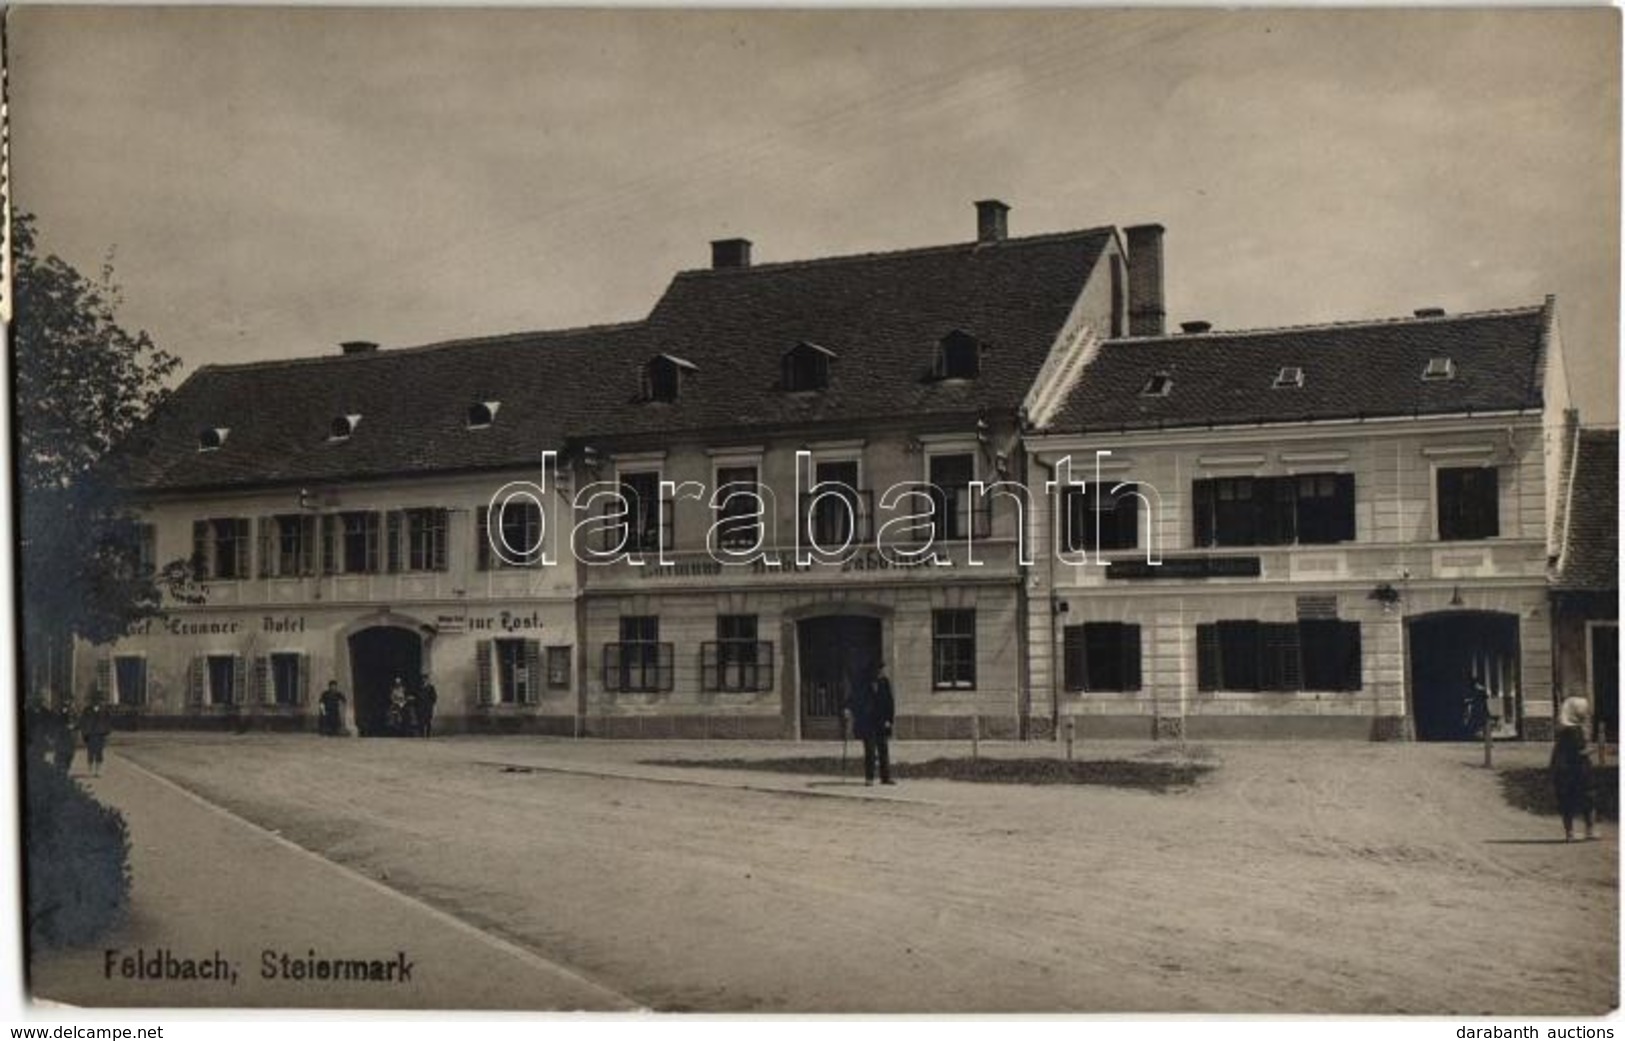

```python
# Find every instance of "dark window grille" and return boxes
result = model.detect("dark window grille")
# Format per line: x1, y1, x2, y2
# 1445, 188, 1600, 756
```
932, 609, 977, 689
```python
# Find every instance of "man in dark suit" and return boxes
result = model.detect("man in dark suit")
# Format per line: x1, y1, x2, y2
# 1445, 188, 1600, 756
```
416, 673, 438, 738
846, 662, 896, 786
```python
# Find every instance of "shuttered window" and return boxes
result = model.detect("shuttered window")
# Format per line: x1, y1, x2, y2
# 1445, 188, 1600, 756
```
1062, 623, 1142, 692
1195, 620, 1362, 692
113, 656, 147, 707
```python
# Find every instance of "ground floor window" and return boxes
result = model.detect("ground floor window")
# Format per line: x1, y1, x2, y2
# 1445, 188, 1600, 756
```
703, 614, 773, 692
1197, 619, 1361, 692
114, 655, 147, 706
932, 609, 977, 690
269, 652, 307, 706
547, 645, 572, 691
496, 638, 541, 704
1062, 623, 1142, 692
604, 616, 673, 693
206, 654, 240, 706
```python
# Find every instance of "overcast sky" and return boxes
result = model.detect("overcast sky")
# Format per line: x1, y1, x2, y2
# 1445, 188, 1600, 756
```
9, 7, 1620, 422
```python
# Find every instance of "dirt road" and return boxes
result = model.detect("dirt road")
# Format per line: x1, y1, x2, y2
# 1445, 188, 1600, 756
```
57, 734, 1620, 1013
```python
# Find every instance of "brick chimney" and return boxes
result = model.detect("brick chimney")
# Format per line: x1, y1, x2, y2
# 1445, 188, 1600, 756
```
1124, 224, 1166, 337
975, 200, 1010, 244
711, 238, 752, 269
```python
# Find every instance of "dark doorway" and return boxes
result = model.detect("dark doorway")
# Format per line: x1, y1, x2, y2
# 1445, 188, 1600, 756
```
798, 615, 883, 740
1409, 612, 1520, 741
348, 626, 422, 737
1593, 624, 1618, 743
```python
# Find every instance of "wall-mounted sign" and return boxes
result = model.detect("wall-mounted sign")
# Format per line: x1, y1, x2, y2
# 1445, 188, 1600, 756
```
1105, 556, 1262, 580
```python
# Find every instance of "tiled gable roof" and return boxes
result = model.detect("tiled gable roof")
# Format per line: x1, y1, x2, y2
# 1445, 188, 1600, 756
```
117, 226, 1115, 491
597, 228, 1114, 436
117, 323, 646, 492
1046, 305, 1549, 433
1555, 428, 1619, 592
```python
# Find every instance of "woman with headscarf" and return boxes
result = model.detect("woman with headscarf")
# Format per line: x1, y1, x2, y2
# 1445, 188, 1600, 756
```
1552, 692, 1596, 842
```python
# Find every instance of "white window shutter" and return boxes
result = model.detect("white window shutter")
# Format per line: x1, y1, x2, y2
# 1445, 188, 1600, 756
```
187, 657, 205, 706
254, 655, 271, 704
476, 640, 494, 706
523, 640, 542, 705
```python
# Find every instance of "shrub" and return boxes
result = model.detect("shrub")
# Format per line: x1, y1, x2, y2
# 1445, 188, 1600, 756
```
24, 759, 131, 949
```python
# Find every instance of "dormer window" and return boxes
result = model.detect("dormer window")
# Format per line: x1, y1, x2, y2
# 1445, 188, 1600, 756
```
1273, 366, 1305, 389
329, 414, 362, 441
1422, 356, 1456, 381
467, 401, 501, 429
1140, 372, 1173, 397
782, 342, 835, 392
644, 354, 697, 403
934, 330, 983, 380
197, 427, 230, 452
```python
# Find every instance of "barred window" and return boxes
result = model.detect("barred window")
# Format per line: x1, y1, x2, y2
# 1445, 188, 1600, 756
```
703, 615, 773, 692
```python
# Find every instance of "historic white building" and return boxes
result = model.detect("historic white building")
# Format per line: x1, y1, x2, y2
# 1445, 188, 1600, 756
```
1024, 300, 1573, 739
72, 203, 1591, 740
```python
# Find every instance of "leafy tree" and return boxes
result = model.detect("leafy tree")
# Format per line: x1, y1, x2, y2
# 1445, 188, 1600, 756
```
12, 211, 199, 689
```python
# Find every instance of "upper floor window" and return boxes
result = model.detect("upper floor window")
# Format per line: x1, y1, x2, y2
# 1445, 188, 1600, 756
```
478, 500, 542, 570
1192, 473, 1355, 548
614, 470, 669, 552
934, 331, 982, 380
1062, 483, 1141, 552
1437, 466, 1499, 541
782, 342, 834, 392
806, 459, 868, 547
192, 517, 251, 580
714, 465, 762, 549
928, 452, 981, 542
134, 523, 157, 576
644, 355, 697, 403
383, 507, 449, 572
260, 514, 317, 577
319, 511, 381, 574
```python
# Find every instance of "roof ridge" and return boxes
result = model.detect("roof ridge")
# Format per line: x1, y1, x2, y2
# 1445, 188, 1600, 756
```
191, 319, 646, 376
1102, 304, 1547, 345
669, 225, 1117, 280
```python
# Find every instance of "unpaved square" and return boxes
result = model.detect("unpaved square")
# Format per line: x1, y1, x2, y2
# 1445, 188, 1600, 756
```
54, 733, 1620, 1013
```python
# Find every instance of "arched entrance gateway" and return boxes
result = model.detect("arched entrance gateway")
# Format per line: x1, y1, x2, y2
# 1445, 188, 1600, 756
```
796, 614, 884, 740
348, 625, 425, 737
1408, 611, 1521, 741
